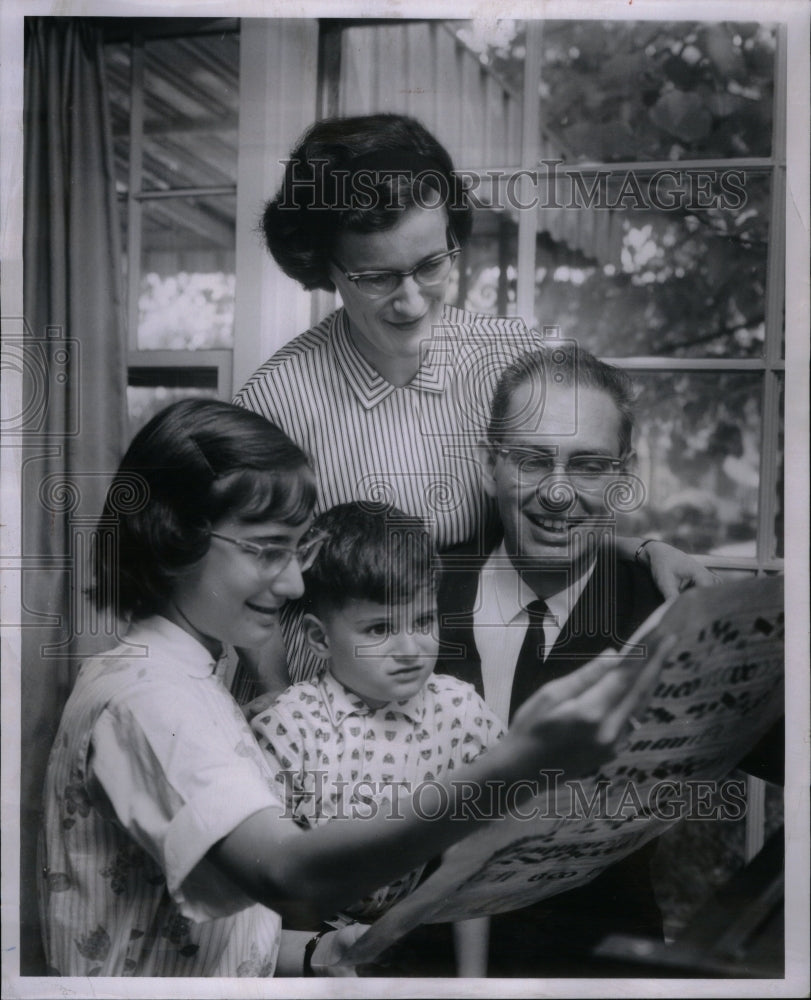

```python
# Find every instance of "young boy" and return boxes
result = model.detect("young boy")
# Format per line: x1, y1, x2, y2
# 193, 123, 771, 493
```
250, 501, 505, 926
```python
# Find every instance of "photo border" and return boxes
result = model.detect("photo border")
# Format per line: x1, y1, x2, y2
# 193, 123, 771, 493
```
2, 1, 808, 997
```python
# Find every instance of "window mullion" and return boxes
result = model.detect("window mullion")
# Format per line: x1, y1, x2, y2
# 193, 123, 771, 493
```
134, 186, 236, 201
126, 35, 145, 354
550, 157, 775, 175
604, 357, 778, 372
515, 21, 542, 325
764, 23, 787, 373
757, 370, 782, 568
755, 25, 788, 570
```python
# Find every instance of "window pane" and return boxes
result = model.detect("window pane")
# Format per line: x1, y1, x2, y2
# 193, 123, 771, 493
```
127, 384, 219, 434
707, 568, 759, 581
105, 42, 131, 195
138, 194, 235, 349
616, 373, 761, 556
118, 197, 129, 286
652, 775, 781, 939
142, 33, 240, 191
339, 20, 526, 169
448, 192, 519, 316
774, 375, 784, 559
533, 173, 769, 358
538, 21, 775, 163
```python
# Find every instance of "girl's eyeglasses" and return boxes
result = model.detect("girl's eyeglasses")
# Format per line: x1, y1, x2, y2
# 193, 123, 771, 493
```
331, 241, 460, 299
209, 529, 328, 576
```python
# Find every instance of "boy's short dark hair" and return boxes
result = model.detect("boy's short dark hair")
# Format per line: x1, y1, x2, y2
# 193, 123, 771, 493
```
304, 501, 437, 616
91, 399, 316, 620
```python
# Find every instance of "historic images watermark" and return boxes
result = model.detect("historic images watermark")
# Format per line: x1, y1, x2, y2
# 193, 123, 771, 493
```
276, 160, 748, 213
277, 770, 748, 824
458, 163, 747, 212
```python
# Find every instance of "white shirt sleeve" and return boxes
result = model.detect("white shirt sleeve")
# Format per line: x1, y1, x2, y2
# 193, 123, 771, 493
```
89, 678, 283, 921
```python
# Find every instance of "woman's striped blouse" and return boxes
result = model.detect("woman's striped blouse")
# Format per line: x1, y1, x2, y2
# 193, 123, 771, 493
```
234, 304, 542, 553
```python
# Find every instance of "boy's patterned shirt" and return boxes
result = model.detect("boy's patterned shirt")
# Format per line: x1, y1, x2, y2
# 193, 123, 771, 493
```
251, 671, 505, 921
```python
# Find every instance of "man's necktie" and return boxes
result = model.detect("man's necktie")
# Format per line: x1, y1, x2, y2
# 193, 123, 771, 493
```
509, 599, 550, 723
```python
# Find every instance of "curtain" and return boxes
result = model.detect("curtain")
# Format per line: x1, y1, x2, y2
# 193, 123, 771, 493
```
22, 18, 127, 973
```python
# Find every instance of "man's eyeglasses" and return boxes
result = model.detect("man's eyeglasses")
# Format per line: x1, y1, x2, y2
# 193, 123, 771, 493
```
209, 529, 329, 575
493, 446, 626, 493
331, 241, 460, 299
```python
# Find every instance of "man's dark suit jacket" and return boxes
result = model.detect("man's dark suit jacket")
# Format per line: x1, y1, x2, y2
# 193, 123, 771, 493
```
435, 542, 663, 697
434, 542, 665, 977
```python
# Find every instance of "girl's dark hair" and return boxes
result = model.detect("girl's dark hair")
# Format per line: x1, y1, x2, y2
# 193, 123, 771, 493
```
262, 113, 473, 291
91, 399, 316, 620
304, 501, 437, 615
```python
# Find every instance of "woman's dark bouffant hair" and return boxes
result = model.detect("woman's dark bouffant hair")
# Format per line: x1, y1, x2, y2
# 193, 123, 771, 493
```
91, 399, 316, 620
262, 114, 474, 292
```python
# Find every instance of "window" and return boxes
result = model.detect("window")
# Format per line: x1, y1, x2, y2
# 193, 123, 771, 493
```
104, 19, 240, 431
325, 18, 784, 576
105, 16, 785, 576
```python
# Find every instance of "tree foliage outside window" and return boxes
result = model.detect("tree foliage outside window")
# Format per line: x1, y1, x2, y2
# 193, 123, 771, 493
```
532, 174, 769, 360
449, 19, 780, 560
138, 272, 235, 350
454, 20, 775, 161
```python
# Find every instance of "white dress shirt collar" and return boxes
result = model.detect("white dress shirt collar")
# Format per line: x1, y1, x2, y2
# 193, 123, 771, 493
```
124, 615, 223, 678
318, 667, 428, 727
474, 543, 597, 723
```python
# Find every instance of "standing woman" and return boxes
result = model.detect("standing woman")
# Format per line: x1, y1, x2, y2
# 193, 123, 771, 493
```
235, 113, 711, 682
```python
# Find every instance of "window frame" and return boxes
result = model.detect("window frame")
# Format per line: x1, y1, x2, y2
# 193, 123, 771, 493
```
110, 18, 321, 414
318, 17, 786, 579
492, 20, 785, 578
113, 16, 786, 581
474, 19, 787, 864
113, 20, 240, 410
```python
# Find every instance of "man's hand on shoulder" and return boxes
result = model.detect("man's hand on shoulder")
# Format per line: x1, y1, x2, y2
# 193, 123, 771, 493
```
636, 539, 720, 599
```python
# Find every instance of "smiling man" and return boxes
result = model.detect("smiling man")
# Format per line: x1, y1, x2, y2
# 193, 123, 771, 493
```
435, 343, 667, 976
438, 343, 661, 724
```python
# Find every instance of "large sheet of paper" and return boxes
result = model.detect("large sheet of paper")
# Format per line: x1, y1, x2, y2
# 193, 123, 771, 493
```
347, 574, 784, 964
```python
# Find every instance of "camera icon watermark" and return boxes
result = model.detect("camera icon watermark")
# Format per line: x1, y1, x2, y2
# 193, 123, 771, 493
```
414, 323, 582, 444
1, 318, 81, 440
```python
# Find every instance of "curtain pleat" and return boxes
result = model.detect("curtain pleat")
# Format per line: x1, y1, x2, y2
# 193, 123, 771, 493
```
21, 17, 127, 973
